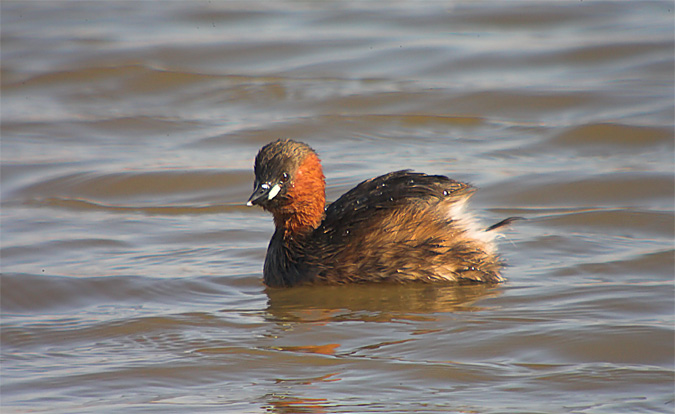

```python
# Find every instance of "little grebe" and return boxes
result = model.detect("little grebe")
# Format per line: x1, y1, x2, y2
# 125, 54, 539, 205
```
247, 139, 513, 287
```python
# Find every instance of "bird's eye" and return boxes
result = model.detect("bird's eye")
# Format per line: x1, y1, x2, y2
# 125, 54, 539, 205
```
280, 172, 289, 183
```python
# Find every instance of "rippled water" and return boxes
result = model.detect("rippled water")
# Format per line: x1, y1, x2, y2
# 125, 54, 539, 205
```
2, 1, 674, 413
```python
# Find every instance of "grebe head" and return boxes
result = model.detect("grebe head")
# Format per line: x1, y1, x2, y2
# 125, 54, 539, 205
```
247, 139, 326, 235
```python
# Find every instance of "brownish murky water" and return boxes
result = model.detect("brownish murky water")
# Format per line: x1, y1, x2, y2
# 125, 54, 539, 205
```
2, 2, 674, 413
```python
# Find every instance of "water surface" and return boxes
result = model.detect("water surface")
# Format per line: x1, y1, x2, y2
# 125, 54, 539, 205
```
2, 1, 674, 413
